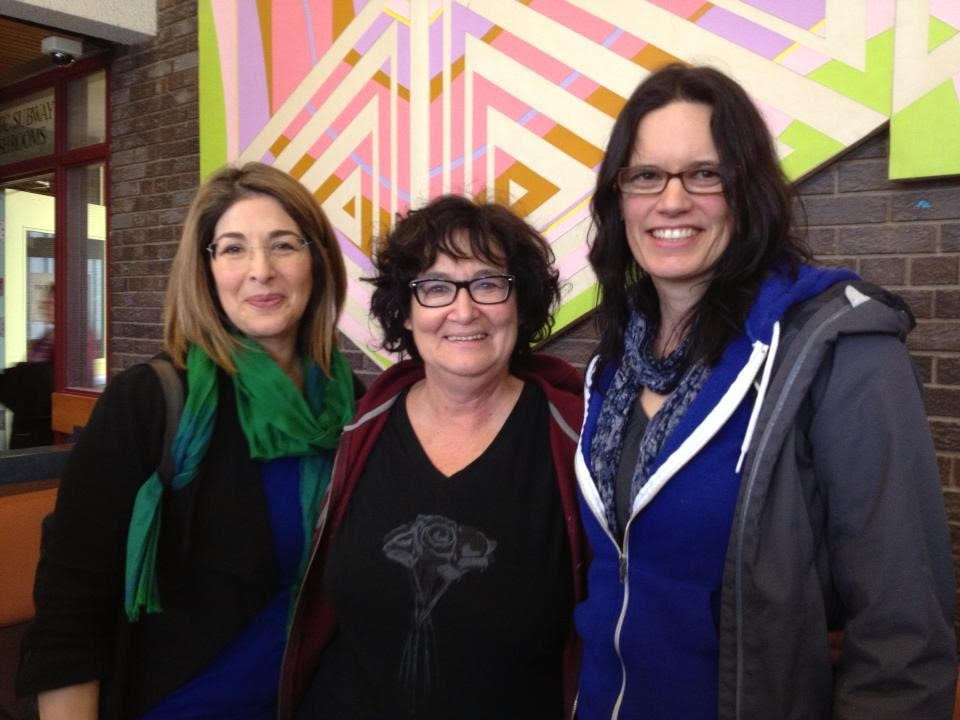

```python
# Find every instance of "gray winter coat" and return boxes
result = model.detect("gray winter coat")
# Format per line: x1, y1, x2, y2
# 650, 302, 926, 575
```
718, 281, 957, 719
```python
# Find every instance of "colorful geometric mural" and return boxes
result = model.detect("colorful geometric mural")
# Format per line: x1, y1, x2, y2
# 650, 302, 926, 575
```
198, 0, 960, 365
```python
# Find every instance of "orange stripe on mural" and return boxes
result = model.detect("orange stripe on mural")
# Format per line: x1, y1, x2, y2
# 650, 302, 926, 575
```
332, 0, 355, 42
290, 153, 315, 180
269, 135, 290, 157
587, 87, 626, 119
543, 125, 605, 168
257, 0, 272, 107
632, 44, 681, 72
314, 174, 343, 205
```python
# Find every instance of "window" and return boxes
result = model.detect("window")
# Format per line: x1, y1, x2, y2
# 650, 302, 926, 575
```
0, 57, 109, 449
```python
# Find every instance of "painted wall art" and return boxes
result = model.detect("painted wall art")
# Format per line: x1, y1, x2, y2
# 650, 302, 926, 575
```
199, 0, 960, 364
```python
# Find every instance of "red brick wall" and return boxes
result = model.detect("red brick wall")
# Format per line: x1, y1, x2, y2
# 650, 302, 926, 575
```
110, 0, 960, 622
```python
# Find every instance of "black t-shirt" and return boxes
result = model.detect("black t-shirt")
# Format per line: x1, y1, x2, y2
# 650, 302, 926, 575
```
298, 382, 573, 719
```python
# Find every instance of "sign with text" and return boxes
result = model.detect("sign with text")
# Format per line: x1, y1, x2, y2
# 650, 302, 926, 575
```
0, 90, 55, 166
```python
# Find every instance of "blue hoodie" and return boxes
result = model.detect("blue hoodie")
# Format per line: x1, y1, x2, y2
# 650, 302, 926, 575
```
574, 265, 855, 720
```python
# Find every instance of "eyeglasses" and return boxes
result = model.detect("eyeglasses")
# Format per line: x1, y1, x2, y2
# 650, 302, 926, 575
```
206, 237, 311, 263
408, 274, 515, 307
616, 164, 725, 195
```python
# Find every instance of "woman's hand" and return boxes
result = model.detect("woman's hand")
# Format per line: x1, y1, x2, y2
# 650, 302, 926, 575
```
37, 681, 99, 720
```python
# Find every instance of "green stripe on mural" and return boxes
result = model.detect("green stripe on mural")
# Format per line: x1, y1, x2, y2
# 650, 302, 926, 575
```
807, 29, 893, 115
199, 0, 227, 179
890, 80, 960, 179
778, 120, 845, 181
551, 283, 600, 336
929, 16, 958, 52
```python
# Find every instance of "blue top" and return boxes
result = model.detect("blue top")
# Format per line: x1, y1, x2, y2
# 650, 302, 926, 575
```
139, 457, 304, 720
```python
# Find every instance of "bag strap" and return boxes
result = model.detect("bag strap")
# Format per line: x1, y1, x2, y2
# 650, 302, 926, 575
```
147, 357, 184, 485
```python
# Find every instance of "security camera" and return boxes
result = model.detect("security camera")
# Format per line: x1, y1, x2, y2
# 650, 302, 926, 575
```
41, 36, 82, 66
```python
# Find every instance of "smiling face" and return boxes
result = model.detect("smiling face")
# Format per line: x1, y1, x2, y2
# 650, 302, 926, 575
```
209, 194, 313, 362
621, 101, 732, 301
404, 235, 519, 387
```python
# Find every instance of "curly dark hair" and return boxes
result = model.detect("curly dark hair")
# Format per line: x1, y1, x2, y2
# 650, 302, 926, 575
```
590, 63, 811, 367
368, 194, 561, 362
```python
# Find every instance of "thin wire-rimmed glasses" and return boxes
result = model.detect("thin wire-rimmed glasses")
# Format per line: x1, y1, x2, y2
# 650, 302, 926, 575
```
408, 274, 515, 307
206, 236, 312, 264
616, 164, 725, 195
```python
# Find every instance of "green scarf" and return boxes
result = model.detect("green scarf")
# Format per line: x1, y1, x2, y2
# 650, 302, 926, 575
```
124, 340, 355, 621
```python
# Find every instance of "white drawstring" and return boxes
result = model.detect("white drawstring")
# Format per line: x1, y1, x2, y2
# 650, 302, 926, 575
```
736, 321, 780, 474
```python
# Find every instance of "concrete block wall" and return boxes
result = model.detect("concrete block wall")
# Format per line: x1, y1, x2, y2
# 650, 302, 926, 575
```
110, 0, 960, 626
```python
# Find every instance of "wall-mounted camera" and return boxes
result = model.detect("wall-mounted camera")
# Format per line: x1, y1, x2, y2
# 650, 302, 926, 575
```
41, 36, 83, 66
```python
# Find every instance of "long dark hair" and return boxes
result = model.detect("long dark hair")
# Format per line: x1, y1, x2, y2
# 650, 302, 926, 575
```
589, 64, 810, 366
368, 194, 560, 362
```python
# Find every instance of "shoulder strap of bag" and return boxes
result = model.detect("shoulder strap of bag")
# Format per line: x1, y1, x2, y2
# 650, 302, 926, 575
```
147, 357, 184, 486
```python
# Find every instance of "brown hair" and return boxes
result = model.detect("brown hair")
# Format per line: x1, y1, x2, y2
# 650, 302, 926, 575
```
163, 162, 347, 374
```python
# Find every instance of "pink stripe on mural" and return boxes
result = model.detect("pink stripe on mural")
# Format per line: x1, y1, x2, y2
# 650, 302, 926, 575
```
307, 130, 334, 159
211, 1, 239, 159
778, 44, 830, 75
608, 32, 648, 60
557, 243, 589, 283
645, 0, 708, 21
493, 147, 515, 176
524, 115, 555, 136
271, 1, 312, 112
286, 107, 313, 143
237, 0, 270, 151
308, 59, 353, 111
489, 31, 573, 85
566, 75, 601, 102
526, 0, 617, 43
753, 98, 792, 137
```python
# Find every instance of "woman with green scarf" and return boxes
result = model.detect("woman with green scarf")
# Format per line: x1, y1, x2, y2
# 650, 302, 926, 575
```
17, 162, 356, 720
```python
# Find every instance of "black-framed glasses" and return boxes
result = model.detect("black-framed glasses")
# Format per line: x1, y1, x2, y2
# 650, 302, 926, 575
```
206, 237, 311, 263
408, 274, 515, 307
616, 164, 725, 195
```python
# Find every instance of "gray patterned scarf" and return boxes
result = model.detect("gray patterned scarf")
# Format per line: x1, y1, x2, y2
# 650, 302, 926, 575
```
590, 311, 709, 534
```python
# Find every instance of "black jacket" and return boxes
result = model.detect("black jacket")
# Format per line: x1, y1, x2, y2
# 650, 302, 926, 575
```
17, 361, 280, 718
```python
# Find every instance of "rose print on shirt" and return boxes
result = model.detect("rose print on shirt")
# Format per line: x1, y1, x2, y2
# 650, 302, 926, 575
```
383, 514, 497, 693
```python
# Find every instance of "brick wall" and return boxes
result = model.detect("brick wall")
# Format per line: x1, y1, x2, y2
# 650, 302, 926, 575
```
110, 0, 960, 630
108, 0, 198, 375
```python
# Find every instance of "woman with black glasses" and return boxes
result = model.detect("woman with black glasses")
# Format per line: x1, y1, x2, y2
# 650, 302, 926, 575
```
575, 63, 955, 719
281, 194, 586, 719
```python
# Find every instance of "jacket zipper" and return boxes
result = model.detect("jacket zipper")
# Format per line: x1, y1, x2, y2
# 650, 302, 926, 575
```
610, 514, 636, 720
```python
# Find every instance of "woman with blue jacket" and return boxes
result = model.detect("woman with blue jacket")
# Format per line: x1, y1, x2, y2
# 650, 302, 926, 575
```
575, 63, 956, 719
